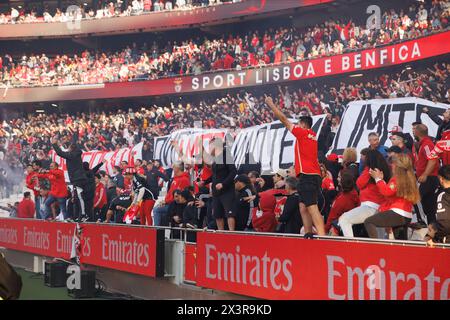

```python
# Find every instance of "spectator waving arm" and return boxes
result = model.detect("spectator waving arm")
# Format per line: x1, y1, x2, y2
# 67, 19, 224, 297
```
265, 95, 294, 132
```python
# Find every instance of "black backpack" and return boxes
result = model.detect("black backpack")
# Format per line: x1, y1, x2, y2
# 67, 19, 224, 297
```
0, 253, 22, 300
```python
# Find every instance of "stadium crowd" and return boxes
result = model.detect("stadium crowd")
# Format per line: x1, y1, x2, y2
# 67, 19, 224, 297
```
1, 60, 448, 178
2, 91, 449, 246
0, 0, 238, 25
0, 0, 449, 87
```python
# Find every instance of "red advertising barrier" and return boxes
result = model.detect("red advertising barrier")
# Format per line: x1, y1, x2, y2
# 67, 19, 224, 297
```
0, 218, 74, 259
80, 224, 164, 277
196, 232, 450, 300
184, 243, 197, 283
3, 31, 449, 104
0, 218, 164, 277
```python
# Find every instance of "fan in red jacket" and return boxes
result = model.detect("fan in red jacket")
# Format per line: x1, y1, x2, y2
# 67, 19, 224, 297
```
252, 188, 288, 232
325, 173, 360, 234
152, 163, 191, 226
338, 150, 389, 237
36, 162, 68, 220
427, 130, 450, 166
364, 154, 421, 239
25, 165, 39, 198
335, 19, 352, 41
17, 192, 35, 219
165, 170, 191, 204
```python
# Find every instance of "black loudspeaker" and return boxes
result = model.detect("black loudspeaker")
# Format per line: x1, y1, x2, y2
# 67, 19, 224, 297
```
44, 261, 69, 287
67, 270, 96, 299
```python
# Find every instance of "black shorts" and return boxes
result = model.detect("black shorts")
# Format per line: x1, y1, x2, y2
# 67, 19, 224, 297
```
297, 174, 321, 207
212, 190, 235, 219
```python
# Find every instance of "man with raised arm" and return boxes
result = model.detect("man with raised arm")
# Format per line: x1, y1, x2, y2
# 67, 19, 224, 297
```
265, 95, 325, 236
51, 131, 88, 221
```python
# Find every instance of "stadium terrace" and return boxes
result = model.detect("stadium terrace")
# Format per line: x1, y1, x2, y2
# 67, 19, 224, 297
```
0, 0, 449, 302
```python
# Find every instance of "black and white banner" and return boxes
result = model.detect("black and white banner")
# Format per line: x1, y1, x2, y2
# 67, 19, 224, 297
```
232, 116, 326, 174
153, 128, 227, 169
330, 97, 450, 156
153, 115, 326, 173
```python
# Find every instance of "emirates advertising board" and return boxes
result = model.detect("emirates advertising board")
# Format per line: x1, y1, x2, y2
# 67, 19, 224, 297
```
0, 218, 165, 277
196, 232, 450, 300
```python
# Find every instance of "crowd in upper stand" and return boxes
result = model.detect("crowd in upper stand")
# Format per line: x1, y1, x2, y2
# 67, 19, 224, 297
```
0, 0, 448, 87
0, 1, 239, 24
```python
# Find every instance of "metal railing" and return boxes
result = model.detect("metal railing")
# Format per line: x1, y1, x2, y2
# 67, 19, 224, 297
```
1, 216, 448, 249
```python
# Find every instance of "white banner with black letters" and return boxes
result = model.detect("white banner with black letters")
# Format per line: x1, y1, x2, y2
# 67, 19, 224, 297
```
232, 116, 326, 174
153, 128, 227, 169
330, 97, 450, 156
154, 115, 326, 174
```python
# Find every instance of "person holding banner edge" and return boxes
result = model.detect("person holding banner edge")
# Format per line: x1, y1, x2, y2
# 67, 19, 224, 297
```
265, 95, 326, 237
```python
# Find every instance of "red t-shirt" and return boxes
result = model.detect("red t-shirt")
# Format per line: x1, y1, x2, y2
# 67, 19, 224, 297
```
165, 172, 191, 204
136, 167, 145, 176
291, 125, 321, 176
321, 177, 335, 191
325, 189, 360, 233
416, 136, 438, 177
26, 172, 39, 197
427, 139, 450, 166
17, 199, 35, 219
94, 182, 107, 209
223, 54, 234, 70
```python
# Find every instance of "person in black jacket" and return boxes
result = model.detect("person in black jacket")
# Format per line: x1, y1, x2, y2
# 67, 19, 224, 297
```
181, 189, 199, 242
204, 136, 237, 230
422, 107, 450, 141
124, 167, 156, 226
278, 177, 302, 234
51, 133, 89, 219
111, 166, 125, 189
425, 165, 450, 245
169, 190, 185, 239
81, 161, 104, 221
145, 161, 169, 198
234, 174, 258, 231
105, 191, 132, 224
106, 180, 118, 207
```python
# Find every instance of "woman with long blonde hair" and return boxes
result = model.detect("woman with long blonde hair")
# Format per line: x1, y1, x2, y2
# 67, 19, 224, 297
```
364, 154, 420, 239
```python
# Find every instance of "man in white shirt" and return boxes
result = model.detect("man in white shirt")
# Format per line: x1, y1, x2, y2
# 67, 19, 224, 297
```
43, 11, 53, 22
176, 0, 186, 9
132, 0, 143, 13
10, 7, 19, 23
